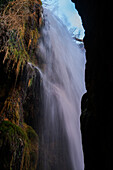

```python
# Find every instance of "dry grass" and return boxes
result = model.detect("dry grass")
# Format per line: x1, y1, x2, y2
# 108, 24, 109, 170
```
0, 0, 42, 79
1, 0, 42, 31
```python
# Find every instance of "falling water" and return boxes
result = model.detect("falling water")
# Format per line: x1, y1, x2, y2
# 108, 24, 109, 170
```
38, 8, 86, 170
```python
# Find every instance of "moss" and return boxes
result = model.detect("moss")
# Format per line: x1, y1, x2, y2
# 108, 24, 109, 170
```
0, 121, 39, 169
26, 125, 38, 141
23, 123, 39, 170
6, 30, 28, 80
0, 121, 27, 169
0, 120, 27, 142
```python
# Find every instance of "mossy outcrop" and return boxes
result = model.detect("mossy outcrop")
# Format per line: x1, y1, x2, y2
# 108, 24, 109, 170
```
0, 121, 39, 170
0, 0, 43, 169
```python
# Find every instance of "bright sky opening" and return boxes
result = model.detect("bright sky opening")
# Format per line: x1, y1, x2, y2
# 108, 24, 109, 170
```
42, 0, 85, 39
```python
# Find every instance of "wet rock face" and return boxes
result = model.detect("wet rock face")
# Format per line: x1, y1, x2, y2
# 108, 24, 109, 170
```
72, 0, 113, 170
0, 0, 43, 168
0, 60, 41, 169
0, 20, 41, 170
22, 63, 41, 131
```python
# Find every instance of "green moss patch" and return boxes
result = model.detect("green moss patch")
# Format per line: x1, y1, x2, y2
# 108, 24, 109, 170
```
0, 120, 27, 140
0, 121, 39, 170
0, 121, 27, 169
23, 123, 39, 170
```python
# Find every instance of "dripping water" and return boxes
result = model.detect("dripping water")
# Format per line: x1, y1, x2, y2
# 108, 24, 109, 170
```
38, 8, 86, 170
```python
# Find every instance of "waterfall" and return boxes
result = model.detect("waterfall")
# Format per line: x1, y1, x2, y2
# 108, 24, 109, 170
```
38, 8, 86, 170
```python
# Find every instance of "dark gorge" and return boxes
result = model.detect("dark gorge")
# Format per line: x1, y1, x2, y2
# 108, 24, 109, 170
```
0, 0, 113, 170
72, 0, 113, 170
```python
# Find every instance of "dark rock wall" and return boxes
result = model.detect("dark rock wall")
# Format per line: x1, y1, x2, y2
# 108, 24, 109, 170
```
0, 59, 40, 169
0, 0, 43, 169
72, 0, 113, 170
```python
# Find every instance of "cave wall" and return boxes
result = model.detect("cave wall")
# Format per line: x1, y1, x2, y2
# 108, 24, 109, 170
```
72, 0, 113, 170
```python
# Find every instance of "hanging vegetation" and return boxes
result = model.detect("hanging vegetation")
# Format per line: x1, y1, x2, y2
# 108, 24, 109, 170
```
0, 0, 42, 79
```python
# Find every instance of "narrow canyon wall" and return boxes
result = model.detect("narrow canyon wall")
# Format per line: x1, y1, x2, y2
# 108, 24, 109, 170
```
0, 0, 42, 169
72, 0, 113, 170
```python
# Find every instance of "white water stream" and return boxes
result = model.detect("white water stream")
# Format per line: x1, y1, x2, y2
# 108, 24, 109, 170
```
38, 9, 86, 170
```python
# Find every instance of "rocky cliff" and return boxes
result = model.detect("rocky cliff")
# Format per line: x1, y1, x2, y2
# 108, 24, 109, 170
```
72, 0, 113, 170
1, 0, 113, 169
0, 0, 42, 169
